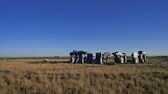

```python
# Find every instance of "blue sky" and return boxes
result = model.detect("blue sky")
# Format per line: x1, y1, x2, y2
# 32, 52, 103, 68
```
0, 0, 168, 56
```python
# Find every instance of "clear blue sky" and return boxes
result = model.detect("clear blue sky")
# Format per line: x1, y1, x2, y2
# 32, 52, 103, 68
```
0, 0, 168, 56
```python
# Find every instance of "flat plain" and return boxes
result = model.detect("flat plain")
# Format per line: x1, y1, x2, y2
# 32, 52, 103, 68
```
0, 57, 168, 94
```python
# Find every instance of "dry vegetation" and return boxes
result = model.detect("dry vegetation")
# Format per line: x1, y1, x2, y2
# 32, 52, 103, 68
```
0, 57, 168, 94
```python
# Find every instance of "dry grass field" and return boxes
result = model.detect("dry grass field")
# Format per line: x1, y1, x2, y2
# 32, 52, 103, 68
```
0, 57, 168, 94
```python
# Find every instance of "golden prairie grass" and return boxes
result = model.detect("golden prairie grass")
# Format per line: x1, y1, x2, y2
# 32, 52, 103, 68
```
0, 57, 168, 94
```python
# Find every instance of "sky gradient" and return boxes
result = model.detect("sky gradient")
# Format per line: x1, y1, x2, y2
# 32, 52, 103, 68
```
0, 0, 168, 56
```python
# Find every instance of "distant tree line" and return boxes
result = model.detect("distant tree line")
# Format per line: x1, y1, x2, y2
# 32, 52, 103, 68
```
0, 56, 69, 60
